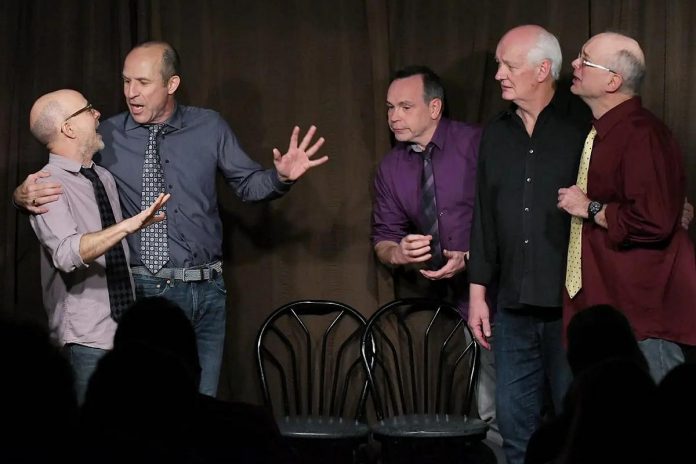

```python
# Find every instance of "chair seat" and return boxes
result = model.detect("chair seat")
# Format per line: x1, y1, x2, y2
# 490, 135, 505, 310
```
277, 415, 370, 439
371, 414, 488, 438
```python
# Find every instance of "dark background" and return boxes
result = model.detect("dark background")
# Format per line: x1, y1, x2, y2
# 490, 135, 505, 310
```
3, 0, 695, 403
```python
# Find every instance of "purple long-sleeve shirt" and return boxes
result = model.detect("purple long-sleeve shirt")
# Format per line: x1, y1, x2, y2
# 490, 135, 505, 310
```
372, 118, 481, 253
371, 118, 481, 313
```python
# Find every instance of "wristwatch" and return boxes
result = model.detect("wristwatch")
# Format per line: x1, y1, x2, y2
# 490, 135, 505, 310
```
587, 200, 603, 221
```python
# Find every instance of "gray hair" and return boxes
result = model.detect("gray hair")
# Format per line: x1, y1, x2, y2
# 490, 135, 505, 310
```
30, 101, 65, 145
609, 49, 645, 95
527, 29, 562, 80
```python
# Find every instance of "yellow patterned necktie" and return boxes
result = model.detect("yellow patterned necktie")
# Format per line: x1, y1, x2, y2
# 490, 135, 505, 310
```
565, 127, 597, 298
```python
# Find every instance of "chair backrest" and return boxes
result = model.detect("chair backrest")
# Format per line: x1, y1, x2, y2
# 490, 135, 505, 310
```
256, 300, 369, 421
361, 298, 479, 420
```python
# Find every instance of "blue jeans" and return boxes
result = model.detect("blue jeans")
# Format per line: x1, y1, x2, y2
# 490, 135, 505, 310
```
638, 338, 684, 383
494, 306, 572, 464
63, 343, 108, 405
133, 273, 227, 396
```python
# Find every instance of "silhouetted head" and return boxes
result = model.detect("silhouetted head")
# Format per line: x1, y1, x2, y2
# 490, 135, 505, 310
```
114, 296, 201, 385
81, 342, 198, 461
566, 304, 647, 376
657, 362, 696, 440
0, 318, 77, 458
561, 358, 658, 463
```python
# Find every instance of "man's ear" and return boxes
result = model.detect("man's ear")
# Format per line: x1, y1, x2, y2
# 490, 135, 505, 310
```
60, 121, 76, 139
537, 59, 552, 82
430, 97, 443, 120
606, 73, 623, 94
167, 75, 181, 95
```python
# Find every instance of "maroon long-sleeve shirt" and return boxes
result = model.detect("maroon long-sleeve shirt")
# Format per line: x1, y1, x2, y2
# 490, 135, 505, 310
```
564, 97, 696, 345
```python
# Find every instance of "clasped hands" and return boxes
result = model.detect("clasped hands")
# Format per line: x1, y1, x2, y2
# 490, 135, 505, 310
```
395, 234, 468, 280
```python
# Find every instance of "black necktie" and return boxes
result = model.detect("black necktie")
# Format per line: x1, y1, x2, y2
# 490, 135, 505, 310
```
420, 146, 443, 270
140, 124, 169, 273
80, 166, 134, 321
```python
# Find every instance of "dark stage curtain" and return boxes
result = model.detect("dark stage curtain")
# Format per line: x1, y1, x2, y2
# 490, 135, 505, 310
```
3, 0, 695, 402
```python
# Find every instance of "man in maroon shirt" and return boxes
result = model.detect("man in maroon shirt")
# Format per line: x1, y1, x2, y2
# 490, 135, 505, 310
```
558, 32, 696, 382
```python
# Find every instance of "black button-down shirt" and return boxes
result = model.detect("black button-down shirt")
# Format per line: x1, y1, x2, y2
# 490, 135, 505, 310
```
468, 89, 590, 309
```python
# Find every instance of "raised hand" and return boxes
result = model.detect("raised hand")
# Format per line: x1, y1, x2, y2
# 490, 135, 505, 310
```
273, 125, 328, 182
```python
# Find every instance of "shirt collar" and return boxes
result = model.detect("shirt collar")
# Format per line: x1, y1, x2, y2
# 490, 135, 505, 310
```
408, 117, 449, 153
48, 153, 92, 173
593, 97, 642, 140
124, 102, 184, 132
501, 89, 565, 120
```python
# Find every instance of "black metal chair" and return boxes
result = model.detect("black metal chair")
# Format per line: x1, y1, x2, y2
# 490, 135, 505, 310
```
256, 300, 370, 464
361, 298, 490, 464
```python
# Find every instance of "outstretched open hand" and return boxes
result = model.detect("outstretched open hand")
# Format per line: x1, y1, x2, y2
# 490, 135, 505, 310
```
273, 125, 328, 182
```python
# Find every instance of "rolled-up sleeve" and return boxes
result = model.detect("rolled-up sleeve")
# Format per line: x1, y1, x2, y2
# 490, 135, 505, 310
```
605, 128, 683, 246
371, 162, 410, 246
30, 196, 86, 273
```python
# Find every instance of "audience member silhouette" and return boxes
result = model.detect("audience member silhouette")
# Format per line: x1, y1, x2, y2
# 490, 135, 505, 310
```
565, 304, 648, 376
556, 358, 658, 464
80, 341, 199, 462
525, 305, 652, 464
0, 317, 78, 463
656, 361, 696, 462
81, 296, 294, 463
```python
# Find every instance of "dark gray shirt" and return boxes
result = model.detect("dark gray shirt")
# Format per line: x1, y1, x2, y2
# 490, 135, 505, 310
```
96, 104, 291, 268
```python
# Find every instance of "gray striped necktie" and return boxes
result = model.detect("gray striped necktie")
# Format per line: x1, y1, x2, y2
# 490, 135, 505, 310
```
420, 145, 443, 270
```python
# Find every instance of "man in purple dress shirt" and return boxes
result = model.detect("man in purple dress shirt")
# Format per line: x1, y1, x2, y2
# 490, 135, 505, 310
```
371, 65, 498, 442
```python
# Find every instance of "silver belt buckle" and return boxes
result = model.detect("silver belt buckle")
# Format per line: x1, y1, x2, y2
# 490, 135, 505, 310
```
182, 268, 205, 282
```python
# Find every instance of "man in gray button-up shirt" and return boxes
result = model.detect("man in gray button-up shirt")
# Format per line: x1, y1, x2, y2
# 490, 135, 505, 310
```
15, 41, 328, 396
26, 89, 169, 403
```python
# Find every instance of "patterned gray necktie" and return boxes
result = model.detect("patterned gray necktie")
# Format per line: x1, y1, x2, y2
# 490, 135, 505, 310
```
420, 145, 443, 270
140, 124, 169, 273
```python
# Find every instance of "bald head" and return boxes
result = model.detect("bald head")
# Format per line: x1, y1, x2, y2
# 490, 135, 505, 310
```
129, 41, 180, 84
29, 89, 81, 146
498, 25, 562, 80
592, 32, 646, 94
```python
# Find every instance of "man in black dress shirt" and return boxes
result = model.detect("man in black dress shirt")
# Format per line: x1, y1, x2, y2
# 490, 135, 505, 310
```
467, 25, 586, 464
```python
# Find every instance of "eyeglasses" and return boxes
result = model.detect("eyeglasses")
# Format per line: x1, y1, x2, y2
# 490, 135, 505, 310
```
580, 58, 618, 75
64, 103, 94, 123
